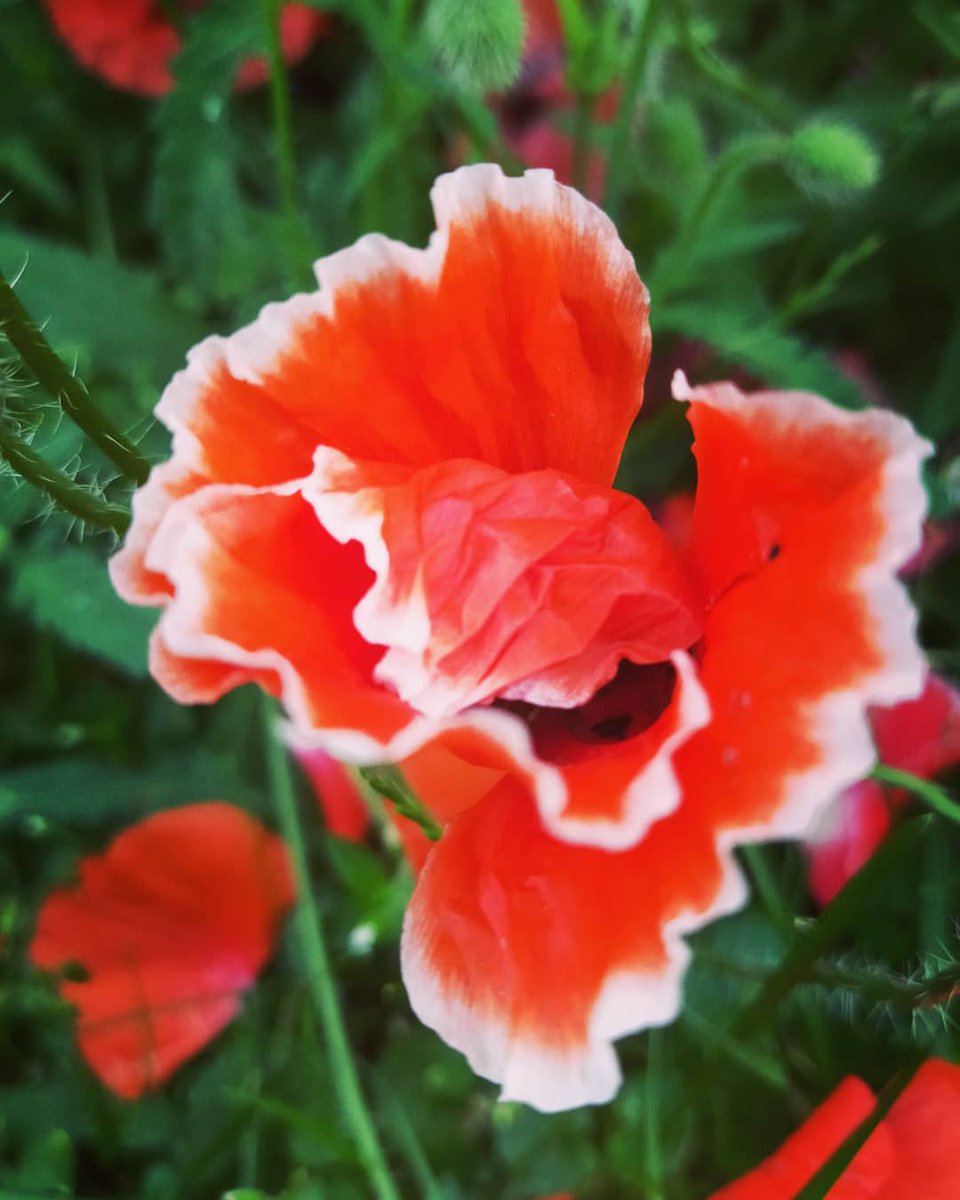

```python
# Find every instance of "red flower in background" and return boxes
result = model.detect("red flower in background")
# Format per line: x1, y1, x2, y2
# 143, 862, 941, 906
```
807, 672, 960, 903
496, 0, 617, 198
42, 0, 327, 97
30, 803, 294, 1098
111, 164, 929, 1110
709, 1059, 960, 1199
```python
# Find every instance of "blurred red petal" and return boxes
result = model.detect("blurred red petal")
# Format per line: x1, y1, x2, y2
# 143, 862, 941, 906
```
235, 6, 329, 90
871, 671, 960, 780
42, 0, 326, 97
30, 803, 294, 1098
805, 672, 960, 903
710, 1060, 960, 1199
805, 781, 892, 906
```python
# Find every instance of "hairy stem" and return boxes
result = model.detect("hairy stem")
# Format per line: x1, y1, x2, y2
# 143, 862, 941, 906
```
0, 419, 130, 535
0, 270, 149, 485
733, 817, 930, 1037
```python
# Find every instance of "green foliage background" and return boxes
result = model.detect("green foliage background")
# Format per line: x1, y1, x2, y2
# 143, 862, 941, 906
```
1, 0, 960, 1197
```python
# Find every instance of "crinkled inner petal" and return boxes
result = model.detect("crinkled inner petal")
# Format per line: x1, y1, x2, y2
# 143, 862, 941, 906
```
306, 449, 703, 720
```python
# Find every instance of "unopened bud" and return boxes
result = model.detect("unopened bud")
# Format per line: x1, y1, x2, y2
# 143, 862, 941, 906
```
788, 120, 880, 201
425, 0, 525, 93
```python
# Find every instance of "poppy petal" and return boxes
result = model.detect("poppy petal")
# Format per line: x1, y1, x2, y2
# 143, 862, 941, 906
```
305, 447, 702, 718
401, 775, 734, 1111
805, 780, 892, 906
145, 483, 421, 762
710, 1060, 960, 1199
708, 1077, 882, 1199
30, 803, 294, 1099
674, 373, 930, 841
805, 672, 960, 903
290, 744, 370, 843
43, 0, 326, 97
871, 671, 960, 780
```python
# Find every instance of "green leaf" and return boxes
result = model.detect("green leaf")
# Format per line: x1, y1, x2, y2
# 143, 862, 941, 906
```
0, 232, 201, 385
0, 750, 251, 829
10, 543, 154, 676
655, 300, 863, 408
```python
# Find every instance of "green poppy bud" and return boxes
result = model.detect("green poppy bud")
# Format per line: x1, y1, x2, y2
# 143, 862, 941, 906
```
425, 0, 526, 93
788, 120, 880, 202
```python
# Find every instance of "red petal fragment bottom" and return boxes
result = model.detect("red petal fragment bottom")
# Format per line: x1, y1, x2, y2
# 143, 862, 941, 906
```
710, 1060, 960, 1200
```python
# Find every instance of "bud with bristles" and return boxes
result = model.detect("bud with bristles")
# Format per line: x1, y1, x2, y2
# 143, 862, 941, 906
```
788, 119, 880, 202
425, 0, 526, 93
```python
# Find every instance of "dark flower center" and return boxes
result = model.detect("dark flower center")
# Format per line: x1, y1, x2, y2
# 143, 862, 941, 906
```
497, 659, 679, 766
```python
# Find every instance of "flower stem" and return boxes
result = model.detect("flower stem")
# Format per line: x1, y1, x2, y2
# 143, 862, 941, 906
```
358, 765, 443, 842
872, 763, 960, 825
261, 698, 401, 1200
650, 133, 787, 300
667, 0, 789, 126
642, 1029, 666, 1200
259, 0, 311, 289
0, 269, 150, 485
0, 418, 130, 535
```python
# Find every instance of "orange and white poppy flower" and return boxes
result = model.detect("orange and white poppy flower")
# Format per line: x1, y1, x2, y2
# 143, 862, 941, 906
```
111, 165, 930, 1111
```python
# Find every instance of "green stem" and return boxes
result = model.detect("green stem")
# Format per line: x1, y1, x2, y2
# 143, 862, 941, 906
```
667, 0, 789, 126
358, 765, 443, 842
811, 960, 960, 1010
369, 1071, 443, 1200
262, 700, 401, 1200
740, 844, 789, 924
259, 0, 310, 287
604, 0, 660, 221
873, 763, 960, 825
642, 1029, 666, 1200
0, 419, 130, 534
0, 270, 149, 485
344, 0, 517, 169
732, 817, 930, 1038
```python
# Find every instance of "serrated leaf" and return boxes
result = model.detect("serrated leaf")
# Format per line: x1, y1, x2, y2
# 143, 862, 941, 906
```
655, 301, 863, 408
0, 232, 202, 384
11, 543, 154, 676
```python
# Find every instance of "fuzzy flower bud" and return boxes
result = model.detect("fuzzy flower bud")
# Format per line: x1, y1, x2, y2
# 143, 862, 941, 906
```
425, 0, 525, 93
788, 119, 880, 202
